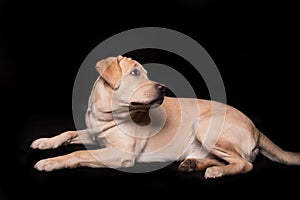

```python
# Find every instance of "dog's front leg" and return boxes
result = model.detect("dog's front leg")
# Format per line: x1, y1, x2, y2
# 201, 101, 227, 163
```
34, 147, 138, 171
30, 129, 95, 149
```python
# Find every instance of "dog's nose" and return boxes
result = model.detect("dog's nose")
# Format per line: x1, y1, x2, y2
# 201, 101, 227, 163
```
155, 83, 166, 93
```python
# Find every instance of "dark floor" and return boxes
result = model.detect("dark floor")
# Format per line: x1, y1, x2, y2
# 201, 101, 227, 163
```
0, 115, 298, 200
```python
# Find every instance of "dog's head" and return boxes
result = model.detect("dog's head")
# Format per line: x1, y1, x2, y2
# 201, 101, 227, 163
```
95, 56, 166, 111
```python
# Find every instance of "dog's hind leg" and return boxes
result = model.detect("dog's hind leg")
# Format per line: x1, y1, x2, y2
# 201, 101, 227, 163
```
204, 158, 253, 178
30, 129, 95, 150
203, 142, 253, 178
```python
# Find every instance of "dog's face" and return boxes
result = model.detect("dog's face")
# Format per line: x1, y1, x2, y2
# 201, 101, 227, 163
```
95, 56, 166, 111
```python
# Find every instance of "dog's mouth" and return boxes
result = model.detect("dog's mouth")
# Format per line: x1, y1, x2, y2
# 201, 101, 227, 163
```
130, 96, 164, 108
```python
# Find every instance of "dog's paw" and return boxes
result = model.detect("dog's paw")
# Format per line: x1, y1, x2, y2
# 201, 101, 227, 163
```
204, 166, 224, 179
178, 159, 197, 172
34, 158, 63, 172
30, 138, 60, 149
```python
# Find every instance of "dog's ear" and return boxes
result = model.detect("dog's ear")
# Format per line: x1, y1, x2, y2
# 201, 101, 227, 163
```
96, 56, 123, 89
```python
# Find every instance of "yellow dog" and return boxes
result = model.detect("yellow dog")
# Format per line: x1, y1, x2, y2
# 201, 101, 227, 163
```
31, 56, 300, 178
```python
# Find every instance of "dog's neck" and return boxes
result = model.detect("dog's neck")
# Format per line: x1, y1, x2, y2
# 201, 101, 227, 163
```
87, 101, 152, 133
92, 108, 151, 126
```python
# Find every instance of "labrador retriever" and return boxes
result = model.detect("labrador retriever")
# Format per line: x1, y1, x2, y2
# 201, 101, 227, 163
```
31, 56, 300, 178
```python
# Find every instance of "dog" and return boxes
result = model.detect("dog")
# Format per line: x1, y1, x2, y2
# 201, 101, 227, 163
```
31, 55, 300, 178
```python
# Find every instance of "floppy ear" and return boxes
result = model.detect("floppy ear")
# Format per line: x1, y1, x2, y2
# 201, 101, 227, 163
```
96, 56, 123, 89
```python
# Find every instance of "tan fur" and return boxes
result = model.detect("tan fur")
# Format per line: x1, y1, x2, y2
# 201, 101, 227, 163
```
95, 56, 123, 89
31, 56, 300, 178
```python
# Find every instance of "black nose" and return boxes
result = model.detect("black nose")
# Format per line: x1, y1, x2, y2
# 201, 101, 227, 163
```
155, 83, 166, 93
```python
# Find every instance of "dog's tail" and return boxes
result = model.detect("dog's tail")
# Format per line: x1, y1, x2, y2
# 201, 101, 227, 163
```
257, 129, 300, 165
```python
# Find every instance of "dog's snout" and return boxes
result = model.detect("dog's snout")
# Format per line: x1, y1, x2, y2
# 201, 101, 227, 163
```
155, 83, 166, 93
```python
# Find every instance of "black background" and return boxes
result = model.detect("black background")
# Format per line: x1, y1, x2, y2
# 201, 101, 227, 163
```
1, 0, 300, 199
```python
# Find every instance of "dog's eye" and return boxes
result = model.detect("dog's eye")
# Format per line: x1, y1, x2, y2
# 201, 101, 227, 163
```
130, 69, 141, 76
